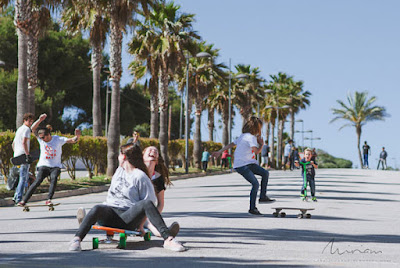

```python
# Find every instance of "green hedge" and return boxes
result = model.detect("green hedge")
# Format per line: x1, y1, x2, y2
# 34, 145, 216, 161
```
1, 132, 223, 180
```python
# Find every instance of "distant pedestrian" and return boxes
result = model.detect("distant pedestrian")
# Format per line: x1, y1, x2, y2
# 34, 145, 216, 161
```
127, 131, 141, 149
290, 146, 300, 170
283, 139, 293, 171
201, 148, 210, 172
362, 141, 371, 169
377, 147, 388, 170
221, 150, 230, 169
261, 140, 270, 168
311, 148, 318, 162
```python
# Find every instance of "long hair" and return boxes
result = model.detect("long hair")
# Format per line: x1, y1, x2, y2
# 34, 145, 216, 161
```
120, 143, 149, 176
242, 116, 262, 135
155, 154, 172, 186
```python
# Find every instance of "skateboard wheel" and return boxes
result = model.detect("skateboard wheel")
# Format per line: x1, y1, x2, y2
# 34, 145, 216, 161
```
144, 232, 151, 241
280, 212, 286, 218
273, 212, 278, 217
93, 237, 99, 249
118, 233, 126, 249
49, 206, 55, 211
306, 213, 312, 218
23, 207, 30, 212
297, 214, 304, 219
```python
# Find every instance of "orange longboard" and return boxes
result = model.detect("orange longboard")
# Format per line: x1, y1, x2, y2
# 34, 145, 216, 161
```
91, 225, 151, 249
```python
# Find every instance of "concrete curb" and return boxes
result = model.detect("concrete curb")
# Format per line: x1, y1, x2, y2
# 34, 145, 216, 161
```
0, 169, 233, 207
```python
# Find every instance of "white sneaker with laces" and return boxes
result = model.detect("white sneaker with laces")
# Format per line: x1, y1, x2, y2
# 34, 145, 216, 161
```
163, 237, 186, 252
77, 207, 86, 226
68, 237, 81, 251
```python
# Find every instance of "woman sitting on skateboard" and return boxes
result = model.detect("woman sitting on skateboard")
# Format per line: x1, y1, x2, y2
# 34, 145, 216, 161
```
17, 113, 81, 207
211, 116, 275, 216
142, 146, 180, 238
69, 143, 185, 252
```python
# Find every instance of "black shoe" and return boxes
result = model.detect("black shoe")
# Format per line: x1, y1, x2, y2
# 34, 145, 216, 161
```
259, 197, 276, 203
248, 208, 263, 216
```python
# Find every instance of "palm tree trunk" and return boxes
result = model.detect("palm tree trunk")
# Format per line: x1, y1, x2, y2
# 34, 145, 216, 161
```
106, 11, 122, 177
158, 65, 169, 168
270, 121, 276, 168
15, 0, 30, 127
356, 126, 363, 168
278, 119, 285, 169
92, 43, 102, 137
208, 107, 214, 142
150, 78, 159, 138
193, 95, 202, 169
27, 32, 38, 115
290, 110, 295, 140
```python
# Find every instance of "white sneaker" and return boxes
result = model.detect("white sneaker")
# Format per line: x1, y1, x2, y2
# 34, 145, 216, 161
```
168, 222, 180, 237
68, 237, 81, 251
77, 207, 86, 226
163, 237, 186, 252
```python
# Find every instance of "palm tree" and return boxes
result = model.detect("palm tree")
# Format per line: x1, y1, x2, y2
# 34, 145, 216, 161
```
27, 4, 51, 115
232, 64, 264, 127
106, 0, 153, 176
132, 1, 198, 168
128, 17, 160, 139
287, 80, 311, 140
189, 41, 225, 168
331, 91, 388, 168
62, 0, 109, 137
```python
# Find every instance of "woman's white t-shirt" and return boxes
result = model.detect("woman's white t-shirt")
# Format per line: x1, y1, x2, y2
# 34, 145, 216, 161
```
105, 167, 157, 210
37, 135, 68, 168
233, 133, 259, 169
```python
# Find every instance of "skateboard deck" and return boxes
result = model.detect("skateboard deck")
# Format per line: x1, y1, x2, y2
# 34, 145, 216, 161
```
272, 207, 315, 219
22, 203, 60, 212
11, 150, 40, 166
91, 225, 151, 249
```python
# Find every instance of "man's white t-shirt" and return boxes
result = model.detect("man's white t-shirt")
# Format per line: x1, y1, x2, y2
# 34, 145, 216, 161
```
233, 133, 259, 169
284, 143, 292, 157
105, 167, 157, 211
13, 124, 31, 157
37, 135, 68, 168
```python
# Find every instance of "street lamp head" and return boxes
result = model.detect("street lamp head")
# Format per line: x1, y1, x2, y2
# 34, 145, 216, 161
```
296, 119, 303, 122
235, 73, 248, 79
196, 52, 212, 58
264, 105, 274, 109
281, 105, 290, 109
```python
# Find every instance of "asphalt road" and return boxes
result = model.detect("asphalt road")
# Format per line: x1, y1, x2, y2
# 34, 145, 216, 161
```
0, 168, 399, 267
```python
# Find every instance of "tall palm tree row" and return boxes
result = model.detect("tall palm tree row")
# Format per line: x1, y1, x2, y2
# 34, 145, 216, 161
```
62, 0, 109, 137
128, 1, 198, 167
331, 91, 387, 168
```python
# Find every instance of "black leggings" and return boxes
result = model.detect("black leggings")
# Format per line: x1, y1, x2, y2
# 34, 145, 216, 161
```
75, 200, 170, 240
23, 166, 60, 203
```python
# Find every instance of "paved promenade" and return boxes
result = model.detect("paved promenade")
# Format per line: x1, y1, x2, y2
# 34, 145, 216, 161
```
0, 169, 399, 267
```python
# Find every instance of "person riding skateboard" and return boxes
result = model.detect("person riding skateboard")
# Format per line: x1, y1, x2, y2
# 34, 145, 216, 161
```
17, 114, 81, 207
295, 148, 318, 202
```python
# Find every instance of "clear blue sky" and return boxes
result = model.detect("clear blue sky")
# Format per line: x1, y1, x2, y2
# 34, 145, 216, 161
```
119, 0, 400, 169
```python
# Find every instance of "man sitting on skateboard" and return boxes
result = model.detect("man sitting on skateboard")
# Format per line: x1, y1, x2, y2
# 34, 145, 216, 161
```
295, 148, 318, 202
17, 114, 81, 207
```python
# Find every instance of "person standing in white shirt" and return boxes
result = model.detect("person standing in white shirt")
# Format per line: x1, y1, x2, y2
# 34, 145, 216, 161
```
17, 114, 81, 207
12, 113, 35, 203
212, 116, 275, 216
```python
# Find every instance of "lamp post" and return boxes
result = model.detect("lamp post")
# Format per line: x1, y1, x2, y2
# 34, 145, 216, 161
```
305, 136, 321, 148
265, 105, 289, 169
105, 76, 113, 137
227, 60, 248, 151
185, 52, 212, 174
